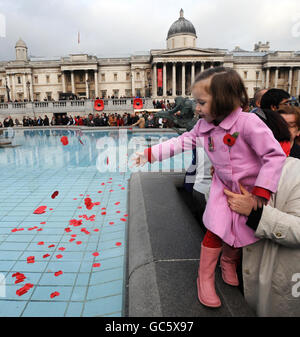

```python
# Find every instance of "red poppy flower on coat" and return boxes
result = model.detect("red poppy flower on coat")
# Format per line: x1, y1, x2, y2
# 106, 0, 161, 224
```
223, 132, 239, 147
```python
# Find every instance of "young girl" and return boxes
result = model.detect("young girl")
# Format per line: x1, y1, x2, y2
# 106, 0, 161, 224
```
133, 67, 287, 308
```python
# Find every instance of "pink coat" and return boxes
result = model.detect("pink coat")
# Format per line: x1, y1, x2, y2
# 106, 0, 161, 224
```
150, 107, 287, 247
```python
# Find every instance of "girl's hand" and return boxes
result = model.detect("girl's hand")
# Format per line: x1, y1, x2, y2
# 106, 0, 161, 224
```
131, 151, 148, 167
210, 166, 215, 177
224, 184, 256, 216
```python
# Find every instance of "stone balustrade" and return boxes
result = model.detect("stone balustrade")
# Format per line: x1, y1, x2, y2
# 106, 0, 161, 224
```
0, 98, 154, 117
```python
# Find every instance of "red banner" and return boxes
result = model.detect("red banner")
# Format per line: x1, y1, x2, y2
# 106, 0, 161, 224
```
157, 68, 163, 88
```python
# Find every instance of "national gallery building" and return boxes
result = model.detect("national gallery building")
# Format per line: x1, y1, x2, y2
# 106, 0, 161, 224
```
1, 9, 300, 103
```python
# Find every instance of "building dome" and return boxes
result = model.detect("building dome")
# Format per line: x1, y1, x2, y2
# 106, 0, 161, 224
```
167, 9, 197, 39
15, 38, 27, 49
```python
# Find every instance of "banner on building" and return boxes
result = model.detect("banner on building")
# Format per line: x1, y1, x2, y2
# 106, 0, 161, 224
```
157, 68, 163, 88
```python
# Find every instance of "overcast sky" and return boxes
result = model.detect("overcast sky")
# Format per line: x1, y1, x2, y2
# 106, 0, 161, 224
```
0, 0, 300, 61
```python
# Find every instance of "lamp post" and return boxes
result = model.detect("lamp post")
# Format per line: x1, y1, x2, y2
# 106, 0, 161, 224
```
5, 78, 10, 102
26, 80, 31, 102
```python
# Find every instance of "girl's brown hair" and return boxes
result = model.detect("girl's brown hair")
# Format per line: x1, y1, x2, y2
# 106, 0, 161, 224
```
193, 67, 249, 118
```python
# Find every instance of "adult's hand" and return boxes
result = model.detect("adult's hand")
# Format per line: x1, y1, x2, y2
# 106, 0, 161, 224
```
224, 184, 257, 216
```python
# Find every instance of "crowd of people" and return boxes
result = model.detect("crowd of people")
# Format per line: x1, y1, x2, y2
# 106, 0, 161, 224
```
0, 111, 174, 129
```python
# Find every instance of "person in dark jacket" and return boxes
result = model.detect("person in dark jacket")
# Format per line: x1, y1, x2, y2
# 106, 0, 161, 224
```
43, 115, 49, 126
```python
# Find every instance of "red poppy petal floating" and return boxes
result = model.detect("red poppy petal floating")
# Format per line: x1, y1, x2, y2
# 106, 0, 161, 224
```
37, 242, 44, 245
54, 271, 63, 277
60, 136, 69, 146
27, 256, 35, 264
51, 191, 59, 199
33, 206, 47, 214
115, 202, 120, 205
116, 242, 122, 246
40, 222, 46, 225
93, 263, 101, 268
120, 218, 127, 222
48, 244, 55, 248
58, 247, 65, 251
92, 252, 99, 257
50, 291, 60, 299
43, 254, 50, 258
56, 254, 63, 259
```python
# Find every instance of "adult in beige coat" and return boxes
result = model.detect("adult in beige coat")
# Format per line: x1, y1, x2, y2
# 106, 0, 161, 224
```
224, 156, 300, 316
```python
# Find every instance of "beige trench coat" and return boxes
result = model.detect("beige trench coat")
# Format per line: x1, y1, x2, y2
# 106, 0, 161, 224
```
243, 157, 300, 317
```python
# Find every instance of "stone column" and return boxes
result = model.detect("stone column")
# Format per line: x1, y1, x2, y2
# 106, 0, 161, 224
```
274, 68, 279, 88
262, 69, 265, 88
85, 71, 89, 99
163, 63, 167, 97
201, 62, 204, 72
71, 70, 75, 94
296, 68, 300, 98
265, 68, 270, 88
182, 62, 186, 96
62, 71, 66, 93
23, 74, 27, 100
11, 74, 16, 101
29, 73, 33, 101
172, 62, 176, 97
131, 70, 135, 97
94, 70, 99, 98
191, 62, 195, 87
288, 67, 293, 94
153, 63, 157, 97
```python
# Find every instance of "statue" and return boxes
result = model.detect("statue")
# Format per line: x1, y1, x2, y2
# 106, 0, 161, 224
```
155, 97, 200, 192
155, 96, 198, 133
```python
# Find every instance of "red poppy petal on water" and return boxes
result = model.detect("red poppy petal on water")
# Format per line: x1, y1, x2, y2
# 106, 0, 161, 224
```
15, 277, 26, 284
69, 238, 75, 242
93, 229, 99, 232
92, 252, 99, 257
101, 183, 105, 186
56, 254, 63, 259
109, 222, 114, 225
43, 254, 50, 258
27, 256, 35, 263
51, 191, 59, 199
101, 212, 106, 215
65, 228, 72, 233
54, 271, 63, 277
115, 202, 120, 205
12, 272, 22, 278
116, 211, 120, 214
71, 234, 77, 237
37, 242, 44, 245
121, 187, 125, 190
16, 283, 33, 296
78, 206, 82, 209
79, 194, 84, 196
93, 263, 101, 268
58, 247, 65, 251
97, 191, 102, 194
40, 222, 46, 225
50, 291, 60, 298
49, 208, 53, 211
94, 202, 100, 206
73, 198, 77, 200
124, 214, 128, 217
76, 241, 82, 245
48, 244, 55, 248
37, 228, 43, 231
60, 136, 68, 146
120, 218, 127, 222
33, 206, 47, 214
109, 190, 114, 192
115, 242, 122, 246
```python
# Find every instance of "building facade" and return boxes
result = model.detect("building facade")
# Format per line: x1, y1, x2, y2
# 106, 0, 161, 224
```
1, 8, 300, 104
